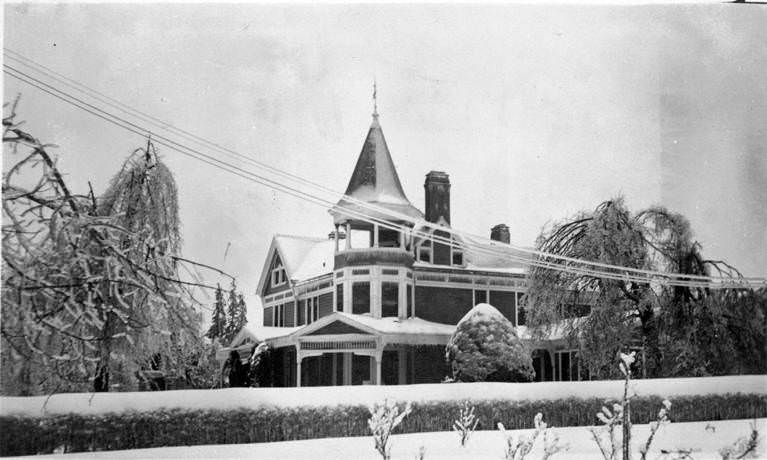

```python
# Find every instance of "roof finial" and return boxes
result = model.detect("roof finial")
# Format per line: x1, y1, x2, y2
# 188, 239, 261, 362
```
372, 79, 379, 119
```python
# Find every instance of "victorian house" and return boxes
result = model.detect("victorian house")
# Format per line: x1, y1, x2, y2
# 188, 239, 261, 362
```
223, 110, 583, 386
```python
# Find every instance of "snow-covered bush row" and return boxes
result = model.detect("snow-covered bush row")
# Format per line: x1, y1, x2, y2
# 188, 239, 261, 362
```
2, 393, 765, 456
1, 374, 764, 417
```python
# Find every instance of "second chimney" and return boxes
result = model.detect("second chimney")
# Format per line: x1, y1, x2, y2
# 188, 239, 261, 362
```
491, 224, 510, 244
424, 171, 451, 225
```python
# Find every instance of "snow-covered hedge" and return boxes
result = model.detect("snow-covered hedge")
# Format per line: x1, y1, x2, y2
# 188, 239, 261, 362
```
4, 375, 765, 417
1, 377, 766, 456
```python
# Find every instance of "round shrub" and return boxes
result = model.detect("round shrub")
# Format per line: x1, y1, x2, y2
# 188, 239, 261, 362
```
446, 303, 535, 382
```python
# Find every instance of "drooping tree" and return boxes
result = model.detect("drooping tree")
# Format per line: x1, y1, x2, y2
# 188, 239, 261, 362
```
1, 101, 205, 394
524, 197, 765, 378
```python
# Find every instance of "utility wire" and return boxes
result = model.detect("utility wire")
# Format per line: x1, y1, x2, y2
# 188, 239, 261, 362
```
4, 53, 765, 289
4, 50, 751, 286
3, 63, 755, 289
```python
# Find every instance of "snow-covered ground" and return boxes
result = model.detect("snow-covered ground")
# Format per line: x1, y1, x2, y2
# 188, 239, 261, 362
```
12, 418, 766, 459
2, 375, 765, 417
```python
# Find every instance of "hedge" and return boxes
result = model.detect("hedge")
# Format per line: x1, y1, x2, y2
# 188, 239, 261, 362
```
1, 393, 765, 456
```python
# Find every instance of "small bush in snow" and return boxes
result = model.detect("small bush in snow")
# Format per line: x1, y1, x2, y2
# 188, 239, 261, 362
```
719, 420, 760, 460
368, 399, 412, 460
453, 401, 479, 447
499, 412, 567, 460
590, 352, 679, 460
446, 304, 534, 382
638, 399, 671, 460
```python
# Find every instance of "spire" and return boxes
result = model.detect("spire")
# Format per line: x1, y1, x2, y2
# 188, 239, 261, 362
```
372, 79, 379, 119
330, 107, 424, 224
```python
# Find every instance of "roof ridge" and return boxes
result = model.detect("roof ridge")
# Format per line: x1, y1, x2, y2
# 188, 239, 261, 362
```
274, 233, 326, 242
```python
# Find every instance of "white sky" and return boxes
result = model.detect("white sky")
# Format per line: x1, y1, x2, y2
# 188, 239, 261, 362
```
4, 4, 766, 320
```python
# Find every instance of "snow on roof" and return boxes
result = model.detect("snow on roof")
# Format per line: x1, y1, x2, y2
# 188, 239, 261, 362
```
290, 239, 335, 282
274, 235, 334, 283
242, 325, 301, 342
331, 117, 423, 224
334, 312, 456, 336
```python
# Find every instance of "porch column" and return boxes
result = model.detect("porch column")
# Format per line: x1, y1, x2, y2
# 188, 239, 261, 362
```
343, 353, 352, 385
373, 223, 379, 247
375, 350, 383, 385
334, 225, 340, 252
296, 355, 302, 387
345, 223, 351, 250
398, 349, 407, 385
548, 348, 557, 381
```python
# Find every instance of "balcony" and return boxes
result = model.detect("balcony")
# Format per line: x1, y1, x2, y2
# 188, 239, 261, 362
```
335, 248, 414, 269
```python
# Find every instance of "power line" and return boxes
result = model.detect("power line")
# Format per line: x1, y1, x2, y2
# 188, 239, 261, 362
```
3, 62, 751, 289
3, 50, 748, 286
4, 52, 765, 289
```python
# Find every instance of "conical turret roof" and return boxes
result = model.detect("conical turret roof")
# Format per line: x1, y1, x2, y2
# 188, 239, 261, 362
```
331, 116, 423, 224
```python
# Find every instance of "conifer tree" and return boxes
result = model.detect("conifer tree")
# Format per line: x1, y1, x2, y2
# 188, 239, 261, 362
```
206, 284, 226, 340
224, 280, 248, 344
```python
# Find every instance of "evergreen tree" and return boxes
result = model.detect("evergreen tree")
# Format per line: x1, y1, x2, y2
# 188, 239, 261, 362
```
224, 280, 248, 344
205, 284, 226, 340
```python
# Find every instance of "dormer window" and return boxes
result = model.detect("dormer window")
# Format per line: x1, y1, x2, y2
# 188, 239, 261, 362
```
271, 264, 286, 287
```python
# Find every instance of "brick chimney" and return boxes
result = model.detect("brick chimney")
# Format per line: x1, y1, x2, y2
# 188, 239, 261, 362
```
491, 224, 510, 244
424, 171, 450, 225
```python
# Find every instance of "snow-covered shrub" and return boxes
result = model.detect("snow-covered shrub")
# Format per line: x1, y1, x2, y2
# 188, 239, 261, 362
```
719, 420, 760, 459
453, 401, 479, 447
638, 399, 671, 460
248, 342, 273, 387
368, 399, 412, 460
590, 352, 678, 460
499, 413, 567, 460
445, 304, 534, 382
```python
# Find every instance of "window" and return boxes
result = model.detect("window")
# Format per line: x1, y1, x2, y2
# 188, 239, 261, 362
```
381, 282, 399, 317
516, 292, 526, 326
418, 244, 432, 263
298, 299, 306, 325
271, 264, 286, 287
272, 304, 285, 327
378, 228, 400, 248
336, 284, 343, 312
554, 350, 580, 381
352, 282, 371, 314
474, 289, 487, 305
306, 297, 319, 324
451, 249, 463, 266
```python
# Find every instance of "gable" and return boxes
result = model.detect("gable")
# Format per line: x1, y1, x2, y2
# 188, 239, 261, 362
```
263, 252, 290, 296
307, 321, 373, 336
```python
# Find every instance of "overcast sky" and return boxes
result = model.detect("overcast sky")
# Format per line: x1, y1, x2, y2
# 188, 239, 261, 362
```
4, 3, 766, 318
